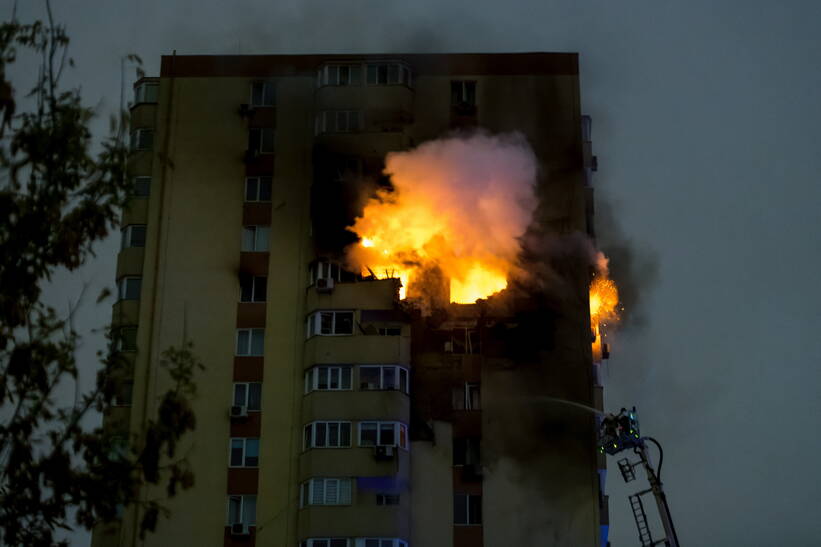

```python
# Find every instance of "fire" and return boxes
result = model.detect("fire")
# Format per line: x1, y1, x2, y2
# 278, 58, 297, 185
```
346, 133, 538, 304
589, 267, 620, 361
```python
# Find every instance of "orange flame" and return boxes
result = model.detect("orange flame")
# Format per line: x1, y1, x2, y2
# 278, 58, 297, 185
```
346, 133, 537, 304
590, 265, 620, 360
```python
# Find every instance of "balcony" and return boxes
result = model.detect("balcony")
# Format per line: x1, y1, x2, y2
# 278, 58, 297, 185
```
304, 334, 409, 367
302, 390, 409, 423
305, 278, 399, 312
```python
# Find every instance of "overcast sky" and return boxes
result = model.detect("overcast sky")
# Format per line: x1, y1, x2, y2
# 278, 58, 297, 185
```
15, 0, 821, 545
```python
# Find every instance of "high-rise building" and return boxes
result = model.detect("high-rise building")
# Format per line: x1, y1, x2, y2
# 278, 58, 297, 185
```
94, 53, 605, 547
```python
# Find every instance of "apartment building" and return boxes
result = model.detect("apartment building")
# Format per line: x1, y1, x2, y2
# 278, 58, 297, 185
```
94, 53, 605, 547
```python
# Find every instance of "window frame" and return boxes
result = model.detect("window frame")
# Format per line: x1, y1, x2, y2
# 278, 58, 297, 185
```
226, 494, 257, 526
133, 82, 159, 104
132, 176, 151, 197
232, 382, 262, 411
317, 63, 363, 87
250, 80, 275, 107
454, 493, 482, 526
357, 421, 408, 450
308, 260, 343, 286
303, 421, 352, 449
302, 539, 352, 547
244, 176, 273, 202
241, 225, 270, 252
116, 326, 138, 353
300, 477, 353, 507
239, 275, 267, 303
357, 540, 408, 547
365, 62, 413, 87
248, 127, 275, 154
228, 437, 260, 468
305, 310, 355, 338
315, 110, 362, 135
235, 328, 265, 356
450, 80, 477, 107
304, 365, 353, 393
121, 225, 147, 249
129, 128, 154, 151
358, 365, 409, 394
117, 276, 142, 301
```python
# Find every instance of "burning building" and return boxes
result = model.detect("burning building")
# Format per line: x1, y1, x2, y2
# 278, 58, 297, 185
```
95, 53, 610, 547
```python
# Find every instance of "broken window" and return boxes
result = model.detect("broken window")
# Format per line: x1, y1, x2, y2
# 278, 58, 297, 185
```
451, 81, 477, 106
452, 382, 481, 410
250, 81, 275, 107
453, 437, 481, 466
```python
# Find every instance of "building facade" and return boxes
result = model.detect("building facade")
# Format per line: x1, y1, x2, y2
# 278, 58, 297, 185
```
94, 53, 605, 547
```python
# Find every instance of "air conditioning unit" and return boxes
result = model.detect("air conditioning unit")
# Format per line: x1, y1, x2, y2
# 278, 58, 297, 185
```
374, 445, 395, 460
229, 405, 248, 419
315, 277, 335, 293
230, 522, 250, 536
238, 103, 256, 118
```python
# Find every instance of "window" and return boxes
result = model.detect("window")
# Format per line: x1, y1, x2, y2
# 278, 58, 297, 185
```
376, 494, 400, 506
366, 62, 412, 86
233, 382, 262, 411
358, 421, 408, 449
113, 379, 133, 407
453, 382, 481, 410
315, 111, 361, 134
453, 437, 481, 466
451, 81, 477, 106
306, 311, 354, 337
357, 540, 408, 547
454, 493, 482, 525
129, 128, 153, 151
301, 540, 350, 547
134, 82, 158, 104
300, 478, 352, 507
317, 64, 362, 87
236, 328, 265, 356
248, 128, 274, 154
117, 277, 142, 300
121, 225, 147, 249
359, 366, 408, 393
116, 326, 138, 352
250, 81, 275, 107
132, 176, 151, 197
229, 438, 260, 467
241, 225, 270, 252
239, 275, 267, 303
226, 495, 256, 525
308, 260, 342, 285
304, 421, 352, 449
329, 156, 363, 183
305, 366, 353, 393
377, 327, 401, 336
444, 328, 478, 354
245, 176, 272, 202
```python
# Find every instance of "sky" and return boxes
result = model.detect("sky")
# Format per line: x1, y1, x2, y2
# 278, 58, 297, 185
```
12, 0, 821, 545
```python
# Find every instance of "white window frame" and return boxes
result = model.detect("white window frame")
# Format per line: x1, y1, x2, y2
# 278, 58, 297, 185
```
229, 437, 260, 468
132, 176, 151, 197
304, 421, 352, 449
304, 366, 353, 393
232, 382, 262, 411
116, 326, 138, 352
365, 62, 412, 87
308, 260, 342, 286
451, 80, 477, 106
358, 365, 409, 394
130, 128, 153, 151
236, 328, 265, 356
226, 495, 257, 526
244, 176, 272, 202
454, 493, 482, 526
357, 421, 408, 450
465, 382, 481, 410
302, 539, 352, 547
315, 110, 362, 135
134, 82, 159, 104
121, 225, 147, 249
250, 80, 275, 107
356, 539, 409, 547
239, 275, 267, 303
305, 310, 355, 338
377, 326, 401, 336
117, 276, 142, 301
317, 64, 363, 87
241, 225, 270, 252
248, 127, 275, 154
299, 478, 352, 507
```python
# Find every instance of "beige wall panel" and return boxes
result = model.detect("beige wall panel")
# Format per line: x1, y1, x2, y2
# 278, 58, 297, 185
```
410, 421, 454, 547
301, 391, 410, 422
303, 335, 410, 367
116, 247, 145, 279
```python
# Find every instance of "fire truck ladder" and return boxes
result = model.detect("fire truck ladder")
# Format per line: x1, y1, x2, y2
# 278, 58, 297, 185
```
629, 491, 654, 546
